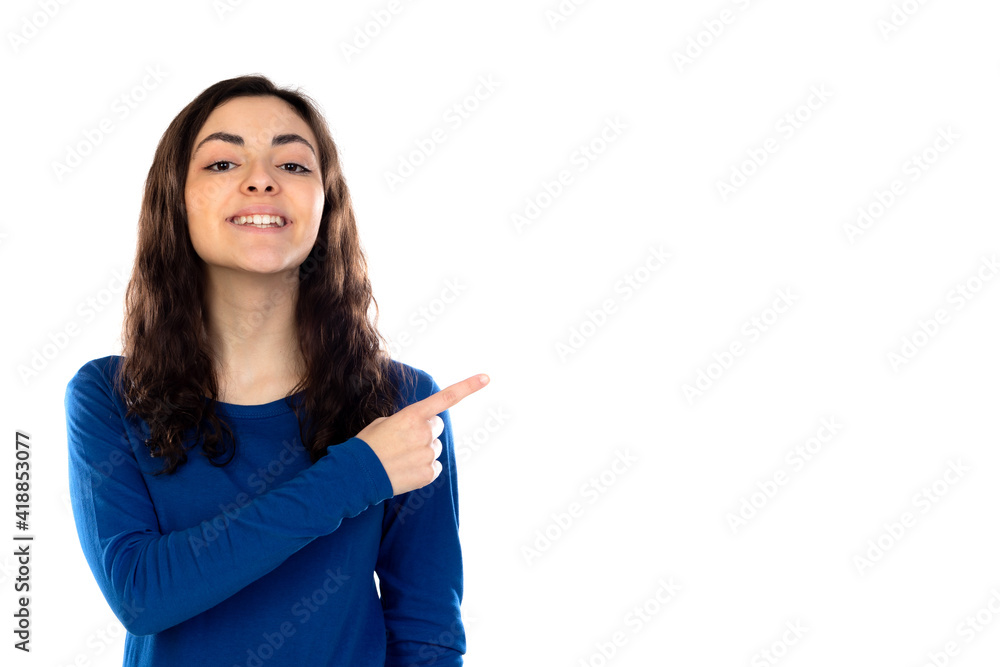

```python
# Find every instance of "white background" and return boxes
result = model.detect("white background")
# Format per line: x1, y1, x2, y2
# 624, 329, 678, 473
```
3, 0, 1000, 665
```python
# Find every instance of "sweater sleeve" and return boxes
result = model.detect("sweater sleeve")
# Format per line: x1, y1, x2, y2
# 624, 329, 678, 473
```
375, 372, 466, 667
65, 360, 394, 636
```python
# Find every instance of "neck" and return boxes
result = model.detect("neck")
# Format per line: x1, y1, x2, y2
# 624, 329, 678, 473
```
201, 265, 304, 398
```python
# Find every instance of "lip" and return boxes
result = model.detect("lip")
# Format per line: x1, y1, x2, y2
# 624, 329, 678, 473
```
227, 220, 291, 232
226, 205, 292, 223
226, 205, 293, 231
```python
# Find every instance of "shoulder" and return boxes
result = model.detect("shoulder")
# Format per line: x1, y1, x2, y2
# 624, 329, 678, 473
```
64, 356, 130, 455
65, 355, 124, 405
387, 359, 440, 408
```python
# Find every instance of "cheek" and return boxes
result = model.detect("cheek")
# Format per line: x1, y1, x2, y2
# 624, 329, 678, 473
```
185, 216, 210, 253
185, 180, 214, 223
309, 185, 326, 222
183, 183, 218, 248
288, 183, 325, 230
312, 197, 325, 226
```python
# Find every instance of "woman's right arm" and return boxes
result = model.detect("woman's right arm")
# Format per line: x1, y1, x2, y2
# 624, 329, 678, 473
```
65, 360, 395, 636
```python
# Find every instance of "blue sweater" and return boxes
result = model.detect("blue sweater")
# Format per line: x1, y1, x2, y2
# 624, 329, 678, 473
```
65, 355, 465, 666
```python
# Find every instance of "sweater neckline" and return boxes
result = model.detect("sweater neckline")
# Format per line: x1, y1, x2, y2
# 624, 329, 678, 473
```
206, 391, 305, 418
104, 356, 305, 419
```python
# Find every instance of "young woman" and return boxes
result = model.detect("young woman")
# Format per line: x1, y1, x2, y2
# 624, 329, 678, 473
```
65, 75, 487, 666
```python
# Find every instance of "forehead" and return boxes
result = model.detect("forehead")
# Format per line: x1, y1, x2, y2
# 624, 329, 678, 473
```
194, 95, 317, 148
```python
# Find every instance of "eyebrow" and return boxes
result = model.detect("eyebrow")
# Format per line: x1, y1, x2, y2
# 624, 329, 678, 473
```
193, 131, 316, 156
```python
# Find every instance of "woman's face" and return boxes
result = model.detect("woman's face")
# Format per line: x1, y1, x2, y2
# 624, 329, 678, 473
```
185, 95, 325, 279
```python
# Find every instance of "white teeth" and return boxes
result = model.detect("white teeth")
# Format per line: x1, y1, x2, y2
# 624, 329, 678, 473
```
230, 214, 287, 228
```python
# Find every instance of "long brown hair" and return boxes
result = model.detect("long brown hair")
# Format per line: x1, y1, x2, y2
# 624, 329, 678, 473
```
114, 74, 412, 475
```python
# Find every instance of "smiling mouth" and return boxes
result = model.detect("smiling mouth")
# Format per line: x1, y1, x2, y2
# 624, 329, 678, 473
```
227, 214, 291, 228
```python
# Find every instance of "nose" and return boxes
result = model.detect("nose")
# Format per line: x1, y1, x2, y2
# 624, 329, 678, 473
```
241, 159, 278, 194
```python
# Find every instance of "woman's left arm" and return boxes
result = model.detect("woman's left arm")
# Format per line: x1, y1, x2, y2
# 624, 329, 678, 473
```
376, 371, 466, 667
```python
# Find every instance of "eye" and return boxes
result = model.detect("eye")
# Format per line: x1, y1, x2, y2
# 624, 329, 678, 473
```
206, 161, 237, 172
279, 163, 312, 174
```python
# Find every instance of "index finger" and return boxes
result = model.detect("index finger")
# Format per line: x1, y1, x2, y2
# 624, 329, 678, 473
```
407, 374, 490, 418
